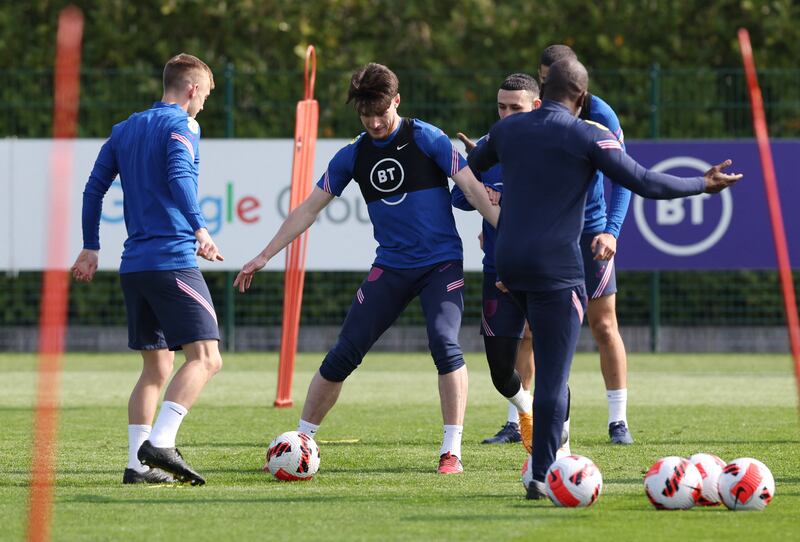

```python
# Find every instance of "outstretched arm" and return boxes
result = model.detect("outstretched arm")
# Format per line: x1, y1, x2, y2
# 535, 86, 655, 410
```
233, 187, 334, 292
590, 143, 742, 198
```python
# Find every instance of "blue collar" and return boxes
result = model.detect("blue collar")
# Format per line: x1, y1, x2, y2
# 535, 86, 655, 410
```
153, 101, 187, 114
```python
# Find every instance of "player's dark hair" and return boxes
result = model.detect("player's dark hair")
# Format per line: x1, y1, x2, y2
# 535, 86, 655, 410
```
347, 63, 399, 116
163, 53, 215, 93
541, 58, 588, 103
539, 44, 577, 67
499, 73, 540, 98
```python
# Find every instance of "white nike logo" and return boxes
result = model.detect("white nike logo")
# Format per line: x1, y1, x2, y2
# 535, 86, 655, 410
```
396, 143, 409, 150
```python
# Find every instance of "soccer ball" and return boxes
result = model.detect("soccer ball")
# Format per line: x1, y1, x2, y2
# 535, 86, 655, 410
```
520, 445, 572, 490
688, 453, 726, 506
717, 457, 775, 511
644, 456, 703, 510
264, 431, 320, 481
544, 455, 603, 507
521, 456, 534, 490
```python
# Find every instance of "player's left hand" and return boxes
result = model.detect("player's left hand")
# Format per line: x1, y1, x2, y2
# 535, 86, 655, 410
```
70, 249, 99, 282
495, 280, 509, 293
591, 233, 617, 260
704, 159, 743, 193
233, 254, 269, 293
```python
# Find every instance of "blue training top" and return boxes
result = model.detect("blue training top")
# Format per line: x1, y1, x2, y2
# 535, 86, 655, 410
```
82, 102, 206, 274
468, 100, 705, 292
451, 135, 501, 274
584, 94, 630, 237
452, 95, 628, 275
317, 118, 466, 269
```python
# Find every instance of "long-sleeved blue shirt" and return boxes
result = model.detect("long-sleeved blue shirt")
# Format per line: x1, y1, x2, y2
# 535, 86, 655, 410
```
451, 135, 501, 274
584, 94, 630, 237
468, 100, 705, 292
82, 102, 206, 273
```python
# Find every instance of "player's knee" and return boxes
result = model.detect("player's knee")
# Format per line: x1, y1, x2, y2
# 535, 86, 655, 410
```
489, 367, 520, 398
141, 354, 174, 386
433, 353, 465, 375
319, 338, 363, 382
590, 316, 619, 345
200, 352, 223, 375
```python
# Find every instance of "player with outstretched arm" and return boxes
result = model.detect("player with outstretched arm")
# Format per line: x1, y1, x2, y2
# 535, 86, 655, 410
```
467, 58, 742, 500
234, 63, 499, 474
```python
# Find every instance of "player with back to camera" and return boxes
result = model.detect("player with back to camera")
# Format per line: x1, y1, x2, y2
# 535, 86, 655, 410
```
539, 44, 635, 445
71, 53, 223, 486
234, 63, 500, 474
467, 57, 742, 499
452, 73, 573, 457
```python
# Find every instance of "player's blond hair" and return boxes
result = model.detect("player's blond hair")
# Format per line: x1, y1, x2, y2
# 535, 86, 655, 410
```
163, 53, 215, 93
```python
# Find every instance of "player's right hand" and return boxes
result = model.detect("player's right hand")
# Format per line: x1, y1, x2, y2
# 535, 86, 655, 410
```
233, 254, 269, 293
485, 185, 501, 205
457, 132, 477, 153
70, 249, 99, 282
195, 228, 224, 262
704, 159, 743, 193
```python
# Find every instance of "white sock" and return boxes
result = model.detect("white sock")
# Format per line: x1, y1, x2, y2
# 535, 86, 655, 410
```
607, 388, 628, 425
297, 419, 320, 437
149, 401, 188, 448
508, 387, 533, 414
440, 425, 463, 459
506, 401, 519, 424
127, 424, 151, 472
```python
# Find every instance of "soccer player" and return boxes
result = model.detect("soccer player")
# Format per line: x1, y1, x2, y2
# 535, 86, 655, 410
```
539, 44, 635, 444
234, 63, 499, 474
467, 58, 741, 499
451, 73, 540, 451
71, 53, 223, 486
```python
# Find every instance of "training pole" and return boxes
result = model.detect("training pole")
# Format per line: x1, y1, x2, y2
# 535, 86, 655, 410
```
26, 6, 83, 542
275, 46, 319, 407
738, 28, 800, 406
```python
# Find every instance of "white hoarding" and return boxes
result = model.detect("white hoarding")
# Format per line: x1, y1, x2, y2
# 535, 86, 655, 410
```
1, 139, 485, 271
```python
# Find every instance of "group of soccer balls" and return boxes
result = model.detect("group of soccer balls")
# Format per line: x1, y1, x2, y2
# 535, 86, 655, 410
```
644, 454, 774, 511
264, 431, 775, 512
521, 452, 775, 511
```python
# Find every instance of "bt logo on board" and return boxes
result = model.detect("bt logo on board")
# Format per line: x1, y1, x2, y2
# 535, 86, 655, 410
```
633, 156, 733, 257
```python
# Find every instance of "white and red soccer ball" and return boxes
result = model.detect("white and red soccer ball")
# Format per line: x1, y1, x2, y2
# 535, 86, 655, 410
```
264, 431, 321, 481
544, 455, 603, 507
644, 456, 703, 510
717, 457, 775, 511
688, 453, 726, 506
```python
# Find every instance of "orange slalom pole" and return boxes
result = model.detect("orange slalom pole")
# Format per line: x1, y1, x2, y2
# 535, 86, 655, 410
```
27, 6, 83, 542
275, 46, 319, 407
738, 28, 800, 405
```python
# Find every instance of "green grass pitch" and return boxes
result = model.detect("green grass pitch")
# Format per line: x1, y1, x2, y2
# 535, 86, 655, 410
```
1, 352, 798, 541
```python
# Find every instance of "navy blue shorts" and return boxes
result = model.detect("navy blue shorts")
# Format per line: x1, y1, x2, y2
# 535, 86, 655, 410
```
580, 233, 617, 300
120, 268, 220, 351
319, 260, 466, 381
480, 272, 525, 339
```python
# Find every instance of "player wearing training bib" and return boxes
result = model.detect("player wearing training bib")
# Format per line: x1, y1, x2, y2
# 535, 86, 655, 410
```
468, 58, 741, 500
71, 54, 224, 486
235, 63, 499, 474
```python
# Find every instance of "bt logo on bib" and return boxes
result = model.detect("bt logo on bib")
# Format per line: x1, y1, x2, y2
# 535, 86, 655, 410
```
370, 158, 406, 205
